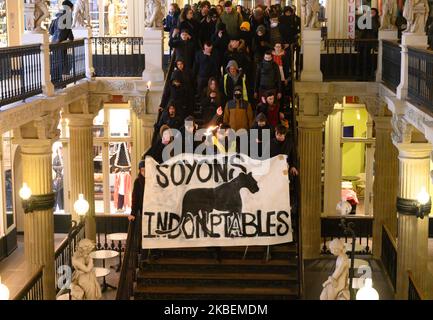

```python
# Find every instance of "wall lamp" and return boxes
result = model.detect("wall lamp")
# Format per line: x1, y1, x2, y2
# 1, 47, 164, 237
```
19, 183, 55, 214
396, 188, 432, 219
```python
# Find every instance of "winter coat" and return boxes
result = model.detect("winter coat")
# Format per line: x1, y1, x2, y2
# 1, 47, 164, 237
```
219, 10, 243, 38
131, 174, 145, 217
255, 60, 282, 93
169, 38, 196, 70
193, 51, 220, 80
256, 102, 281, 128
270, 136, 297, 168
223, 99, 254, 131
50, 11, 74, 43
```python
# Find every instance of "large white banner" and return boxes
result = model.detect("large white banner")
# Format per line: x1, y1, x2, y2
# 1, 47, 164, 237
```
142, 153, 293, 249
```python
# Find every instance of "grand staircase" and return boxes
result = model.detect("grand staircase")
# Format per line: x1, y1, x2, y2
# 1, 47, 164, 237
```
134, 243, 300, 300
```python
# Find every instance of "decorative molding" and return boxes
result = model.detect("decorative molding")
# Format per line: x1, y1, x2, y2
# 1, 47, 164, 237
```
391, 114, 413, 144
318, 94, 344, 116
35, 111, 61, 140
124, 94, 147, 118
93, 80, 136, 94
88, 93, 111, 115
358, 95, 387, 118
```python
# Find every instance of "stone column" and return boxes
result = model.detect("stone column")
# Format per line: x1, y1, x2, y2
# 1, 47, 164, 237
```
298, 116, 326, 259
142, 28, 165, 83
395, 142, 432, 299
67, 113, 96, 240
72, 27, 95, 79
13, 116, 59, 300
300, 29, 323, 82
372, 116, 399, 258
324, 105, 342, 216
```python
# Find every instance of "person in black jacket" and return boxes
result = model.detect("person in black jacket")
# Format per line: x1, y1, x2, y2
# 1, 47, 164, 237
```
270, 124, 298, 176
128, 160, 145, 222
160, 70, 191, 118
155, 102, 183, 134
211, 23, 230, 71
254, 50, 282, 101
169, 28, 196, 71
144, 125, 174, 164
164, 3, 181, 56
279, 6, 299, 47
193, 41, 220, 97
250, 112, 273, 159
178, 7, 199, 47
201, 77, 224, 125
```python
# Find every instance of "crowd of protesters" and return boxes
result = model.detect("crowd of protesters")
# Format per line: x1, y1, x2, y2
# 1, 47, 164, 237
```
146, 1, 301, 175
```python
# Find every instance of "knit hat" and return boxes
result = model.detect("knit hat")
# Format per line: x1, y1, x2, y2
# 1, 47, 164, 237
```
114, 142, 131, 169
256, 25, 266, 34
233, 85, 242, 94
224, 1, 232, 7
226, 60, 239, 72
138, 160, 145, 169
62, 0, 73, 9
240, 21, 250, 32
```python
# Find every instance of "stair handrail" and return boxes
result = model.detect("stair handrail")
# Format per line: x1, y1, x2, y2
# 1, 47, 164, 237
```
290, 43, 303, 299
115, 214, 141, 300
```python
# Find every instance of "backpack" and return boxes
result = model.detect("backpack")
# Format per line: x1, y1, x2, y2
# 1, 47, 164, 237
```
49, 17, 58, 36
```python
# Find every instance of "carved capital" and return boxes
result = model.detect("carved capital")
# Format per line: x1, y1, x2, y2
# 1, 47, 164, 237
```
88, 94, 111, 115
391, 114, 413, 145
123, 93, 147, 119
318, 94, 344, 116
358, 95, 387, 118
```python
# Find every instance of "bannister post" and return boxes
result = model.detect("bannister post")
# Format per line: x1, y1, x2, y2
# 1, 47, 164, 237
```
300, 29, 323, 82
396, 33, 428, 100
376, 30, 398, 83
142, 27, 164, 83
21, 31, 54, 96
72, 27, 95, 79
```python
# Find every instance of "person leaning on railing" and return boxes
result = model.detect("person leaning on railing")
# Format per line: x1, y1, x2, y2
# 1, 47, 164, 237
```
49, 0, 74, 44
128, 160, 145, 222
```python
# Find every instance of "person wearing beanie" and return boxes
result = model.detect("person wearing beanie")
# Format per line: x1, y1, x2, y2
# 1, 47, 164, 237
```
250, 112, 273, 159
169, 27, 196, 71
155, 101, 182, 134
255, 90, 284, 128
252, 24, 271, 64
269, 12, 282, 48
221, 60, 248, 104
219, 0, 243, 39
159, 70, 191, 118
239, 21, 252, 50
128, 160, 146, 221
223, 85, 254, 131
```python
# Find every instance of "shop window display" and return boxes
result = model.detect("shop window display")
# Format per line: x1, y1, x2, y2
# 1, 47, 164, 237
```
2, 132, 14, 229
89, 0, 128, 37
110, 142, 132, 214
52, 141, 64, 213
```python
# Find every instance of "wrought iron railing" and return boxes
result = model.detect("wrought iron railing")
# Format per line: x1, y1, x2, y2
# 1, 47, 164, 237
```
0, 44, 42, 107
321, 39, 378, 81
116, 214, 141, 300
54, 220, 85, 294
381, 224, 397, 292
382, 40, 401, 92
321, 215, 373, 254
408, 47, 433, 113
92, 37, 145, 77
13, 266, 44, 300
95, 214, 129, 251
408, 270, 424, 300
49, 39, 86, 89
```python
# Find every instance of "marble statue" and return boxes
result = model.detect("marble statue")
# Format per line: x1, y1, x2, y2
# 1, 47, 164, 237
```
380, 0, 396, 30
144, 0, 164, 28
302, 0, 321, 29
403, 0, 430, 34
320, 238, 350, 300
72, 0, 91, 29
33, 0, 50, 31
71, 239, 102, 300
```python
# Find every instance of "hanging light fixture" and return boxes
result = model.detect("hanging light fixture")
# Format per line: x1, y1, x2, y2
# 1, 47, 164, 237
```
356, 278, 379, 300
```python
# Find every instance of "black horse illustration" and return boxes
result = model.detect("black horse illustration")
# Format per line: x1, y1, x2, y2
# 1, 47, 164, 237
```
156, 172, 260, 235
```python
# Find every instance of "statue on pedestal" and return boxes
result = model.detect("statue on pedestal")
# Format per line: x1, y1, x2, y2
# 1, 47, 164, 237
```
72, 0, 91, 29
403, 0, 430, 34
302, 0, 321, 29
144, 0, 164, 28
108, 0, 120, 35
380, 0, 397, 30
71, 239, 102, 300
320, 238, 350, 300
33, 0, 50, 31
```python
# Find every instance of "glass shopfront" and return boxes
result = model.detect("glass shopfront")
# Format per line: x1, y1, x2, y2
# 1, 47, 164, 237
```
93, 104, 132, 215
89, 0, 128, 37
0, 132, 16, 235
0, 0, 7, 47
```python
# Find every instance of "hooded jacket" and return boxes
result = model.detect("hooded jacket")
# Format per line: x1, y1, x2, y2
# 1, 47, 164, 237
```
223, 91, 254, 131
255, 60, 282, 93
221, 60, 248, 103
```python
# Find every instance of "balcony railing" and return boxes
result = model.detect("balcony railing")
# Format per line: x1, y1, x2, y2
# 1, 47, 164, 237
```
0, 44, 43, 108
321, 39, 378, 81
382, 40, 401, 92
92, 37, 145, 77
381, 224, 397, 292
49, 39, 86, 89
13, 266, 44, 300
320, 215, 373, 254
408, 47, 433, 113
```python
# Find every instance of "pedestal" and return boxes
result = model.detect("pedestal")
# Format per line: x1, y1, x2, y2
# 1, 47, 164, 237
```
22, 31, 54, 96
300, 29, 323, 82
72, 27, 95, 79
142, 28, 165, 82
396, 33, 429, 100
376, 30, 398, 82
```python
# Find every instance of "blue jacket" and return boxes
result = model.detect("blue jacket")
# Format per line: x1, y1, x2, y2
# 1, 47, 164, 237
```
49, 11, 74, 43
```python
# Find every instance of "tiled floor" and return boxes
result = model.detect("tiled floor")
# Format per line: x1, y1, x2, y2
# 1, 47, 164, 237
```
0, 234, 120, 300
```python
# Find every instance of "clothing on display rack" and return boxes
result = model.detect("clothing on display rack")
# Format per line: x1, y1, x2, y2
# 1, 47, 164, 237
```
114, 170, 131, 211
